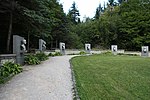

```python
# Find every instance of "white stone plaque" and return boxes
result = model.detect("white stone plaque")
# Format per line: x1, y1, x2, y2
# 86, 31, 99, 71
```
85, 44, 91, 53
111, 45, 117, 55
141, 46, 149, 57
60, 42, 65, 55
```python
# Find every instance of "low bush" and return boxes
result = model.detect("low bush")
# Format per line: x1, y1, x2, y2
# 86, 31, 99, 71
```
102, 51, 112, 55
25, 52, 49, 65
35, 52, 48, 61
54, 52, 62, 56
48, 53, 55, 57
0, 62, 23, 77
25, 54, 41, 65
49, 52, 62, 56
79, 51, 86, 55
0, 62, 23, 83
67, 53, 77, 55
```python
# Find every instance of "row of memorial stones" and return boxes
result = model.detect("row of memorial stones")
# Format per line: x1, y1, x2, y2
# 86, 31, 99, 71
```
12, 35, 150, 56
0, 35, 47, 66
12, 35, 92, 65
10, 35, 150, 65
59, 43, 91, 54
13, 35, 47, 65
111, 45, 149, 57
60, 43, 149, 57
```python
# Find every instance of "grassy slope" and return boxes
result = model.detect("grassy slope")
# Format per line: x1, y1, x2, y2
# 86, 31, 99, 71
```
71, 54, 150, 100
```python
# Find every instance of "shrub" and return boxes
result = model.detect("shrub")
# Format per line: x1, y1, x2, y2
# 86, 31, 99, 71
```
25, 53, 49, 65
48, 52, 62, 56
0, 62, 23, 77
35, 52, 48, 61
25, 54, 41, 65
79, 51, 86, 55
55, 52, 62, 56
102, 51, 112, 55
48, 53, 54, 57
54, 52, 62, 56
67, 53, 77, 55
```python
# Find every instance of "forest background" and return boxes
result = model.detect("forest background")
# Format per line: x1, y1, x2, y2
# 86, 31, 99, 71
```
0, 0, 150, 53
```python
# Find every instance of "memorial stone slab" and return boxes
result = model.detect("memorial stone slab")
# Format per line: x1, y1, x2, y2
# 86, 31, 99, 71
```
111, 45, 117, 55
60, 42, 65, 55
13, 35, 26, 65
39, 39, 46, 51
85, 44, 91, 53
141, 46, 149, 57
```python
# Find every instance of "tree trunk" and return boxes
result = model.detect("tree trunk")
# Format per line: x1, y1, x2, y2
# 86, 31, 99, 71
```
6, 0, 15, 53
56, 40, 57, 49
27, 32, 30, 51
6, 11, 13, 53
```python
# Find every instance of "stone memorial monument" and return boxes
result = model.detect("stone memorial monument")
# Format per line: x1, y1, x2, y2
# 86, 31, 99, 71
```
111, 45, 117, 55
60, 42, 65, 55
39, 39, 46, 51
13, 35, 26, 65
141, 46, 149, 57
85, 44, 91, 53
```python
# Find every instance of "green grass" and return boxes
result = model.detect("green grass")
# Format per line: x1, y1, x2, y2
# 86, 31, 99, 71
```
71, 54, 150, 100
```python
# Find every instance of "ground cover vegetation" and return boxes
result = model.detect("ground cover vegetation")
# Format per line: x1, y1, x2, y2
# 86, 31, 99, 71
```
71, 54, 150, 99
0, 62, 23, 83
0, 0, 150, 54
25, 52, 48, 65
48, 52, 62, 56
0, 52, 49, 83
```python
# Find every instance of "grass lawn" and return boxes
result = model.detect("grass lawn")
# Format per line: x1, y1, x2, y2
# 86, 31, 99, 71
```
71, 54, 150, 100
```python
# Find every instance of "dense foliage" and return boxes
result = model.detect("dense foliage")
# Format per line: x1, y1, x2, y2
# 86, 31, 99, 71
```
0, 0, 78, 53
0, 0, 150, 53
25, 54, 41, 65
25, 52, 48, 65
72, 0, 150, 51
0, 62, 23, 83
0, 62, 22, 77
35, 52, 48, 61
67, 1, 80, 24
48, 52, 62, 56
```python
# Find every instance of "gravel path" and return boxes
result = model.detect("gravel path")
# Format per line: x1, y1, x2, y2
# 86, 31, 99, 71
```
0, 55, 75, 100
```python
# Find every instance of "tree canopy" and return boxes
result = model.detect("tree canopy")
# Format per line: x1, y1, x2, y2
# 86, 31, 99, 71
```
0, 0, 150, 53
70, 0, 150, 50
67, 2, 80, 24
0, 0, 77, 53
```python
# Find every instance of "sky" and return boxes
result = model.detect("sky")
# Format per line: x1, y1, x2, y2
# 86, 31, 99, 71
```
59, 0, 108, 20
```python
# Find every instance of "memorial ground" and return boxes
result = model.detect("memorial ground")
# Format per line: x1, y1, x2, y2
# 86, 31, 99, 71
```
0, 52, 150, 100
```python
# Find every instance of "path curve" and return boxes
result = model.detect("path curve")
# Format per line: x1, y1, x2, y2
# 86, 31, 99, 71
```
0, 55, 75, 100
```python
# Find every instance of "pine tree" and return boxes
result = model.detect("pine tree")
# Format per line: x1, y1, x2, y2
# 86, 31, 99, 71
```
118, 0, 123, 4
95, 3, 104, 19
67, 2, 80, 24
108, 0, 115, 6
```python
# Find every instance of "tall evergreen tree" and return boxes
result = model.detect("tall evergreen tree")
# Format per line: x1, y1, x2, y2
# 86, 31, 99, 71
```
118, 0, 123, 4
108, 0, 115, 6
67, 2, 80, 24
95, 8, 100, 19
95, 4, 103, 19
